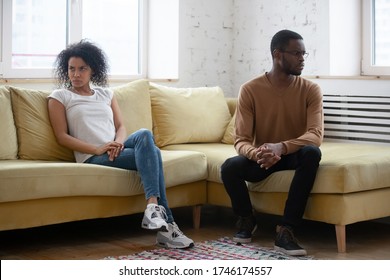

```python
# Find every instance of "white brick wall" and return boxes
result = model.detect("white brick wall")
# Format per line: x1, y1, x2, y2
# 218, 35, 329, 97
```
169, 0, 329, 97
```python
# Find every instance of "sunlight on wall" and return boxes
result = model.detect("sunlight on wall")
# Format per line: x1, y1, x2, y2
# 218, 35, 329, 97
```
148, 0, 179, 79
329, 0, 361, 76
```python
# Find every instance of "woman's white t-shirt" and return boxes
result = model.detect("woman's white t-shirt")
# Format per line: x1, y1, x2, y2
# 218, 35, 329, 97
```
49, 87, 115, 163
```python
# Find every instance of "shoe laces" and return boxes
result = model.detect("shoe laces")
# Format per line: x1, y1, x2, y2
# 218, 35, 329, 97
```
151, 205, 168, 221
278, 226, 299, 244
236, 216, 255, 231
170, 222, 184, 237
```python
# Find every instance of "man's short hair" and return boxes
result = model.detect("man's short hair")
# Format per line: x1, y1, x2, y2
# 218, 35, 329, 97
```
270, 30, 303, 56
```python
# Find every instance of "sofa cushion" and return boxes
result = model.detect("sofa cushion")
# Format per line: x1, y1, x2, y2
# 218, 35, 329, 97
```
9, 86, 75, 161
149, 83, 231, 147
164, 142, 390, 194
0, 150, 207, 203
221, 112, 235, 144
248, 142, 390, 194
221, 98, 237, 144
163, 143, 237, 183
0, 86, 18, 159
225, 97, 237, 116
111, 79, 153, 134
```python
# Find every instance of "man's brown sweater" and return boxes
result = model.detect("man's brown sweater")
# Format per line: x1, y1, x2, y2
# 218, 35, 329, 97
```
235, 73, 324, 161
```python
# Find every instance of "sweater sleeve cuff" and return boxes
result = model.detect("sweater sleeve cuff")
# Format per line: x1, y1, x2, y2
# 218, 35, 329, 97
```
281, 142, 288, 155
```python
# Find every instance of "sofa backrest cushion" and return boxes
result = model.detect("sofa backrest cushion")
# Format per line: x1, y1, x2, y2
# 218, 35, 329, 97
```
221, 113, 236, 145
0, 86, 18, 159
9, 86, 75, 161
111, 79, 153, 134
149, 83, 231, 147
221, 98, 237, 145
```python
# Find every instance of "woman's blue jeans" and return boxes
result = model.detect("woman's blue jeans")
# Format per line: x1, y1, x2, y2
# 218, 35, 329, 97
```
84, 129, 173, 223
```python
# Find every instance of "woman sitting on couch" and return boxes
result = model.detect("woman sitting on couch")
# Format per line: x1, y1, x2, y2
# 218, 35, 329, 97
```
47, 39, 193, 249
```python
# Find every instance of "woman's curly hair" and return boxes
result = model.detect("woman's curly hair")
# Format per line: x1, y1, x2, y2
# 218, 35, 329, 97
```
53, 39, 109, 89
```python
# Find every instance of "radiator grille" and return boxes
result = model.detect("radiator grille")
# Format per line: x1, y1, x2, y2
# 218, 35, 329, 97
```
323, 94, 390, 144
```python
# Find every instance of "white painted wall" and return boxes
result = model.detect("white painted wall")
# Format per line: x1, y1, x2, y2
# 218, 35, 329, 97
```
171, 0, 331, 96
230, 0, 330, 95
170, 0, 390, 97
174, 0, 234, 94
148, 0, 179, 79
329, 0, 361, 76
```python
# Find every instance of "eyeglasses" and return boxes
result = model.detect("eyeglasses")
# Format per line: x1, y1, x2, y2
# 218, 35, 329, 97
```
280, 50, 309, 59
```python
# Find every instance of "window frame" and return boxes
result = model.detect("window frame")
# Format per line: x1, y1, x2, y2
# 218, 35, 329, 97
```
362, 0, 390, 76
0, 0, 147, 79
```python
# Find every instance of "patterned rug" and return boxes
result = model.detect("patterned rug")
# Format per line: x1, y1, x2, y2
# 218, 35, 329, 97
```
104, 237, 313, 260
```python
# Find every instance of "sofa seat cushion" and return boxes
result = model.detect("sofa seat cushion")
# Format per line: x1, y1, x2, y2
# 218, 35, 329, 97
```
163, 143, 237, 183
0, 150, 207, 203
249, 142, 390, 194
165, 142, 390, 194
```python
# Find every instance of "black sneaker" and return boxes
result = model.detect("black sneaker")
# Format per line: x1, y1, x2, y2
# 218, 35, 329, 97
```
274, 225, 307, 256
232, 216, 258, 244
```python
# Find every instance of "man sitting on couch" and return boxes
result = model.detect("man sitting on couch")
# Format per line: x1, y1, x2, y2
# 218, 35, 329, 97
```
221, 29, 323, 256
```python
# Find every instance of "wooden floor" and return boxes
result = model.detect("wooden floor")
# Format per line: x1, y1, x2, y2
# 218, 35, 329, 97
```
1, 205, 389, 260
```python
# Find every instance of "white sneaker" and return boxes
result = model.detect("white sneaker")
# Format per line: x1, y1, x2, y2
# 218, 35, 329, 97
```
156, 222, 194, 249
141, 204, 168, 232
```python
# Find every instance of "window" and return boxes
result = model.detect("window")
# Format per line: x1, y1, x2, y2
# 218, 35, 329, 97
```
81, 0, 144, 77
362, 0, 390, 75
1, 0, 145, 79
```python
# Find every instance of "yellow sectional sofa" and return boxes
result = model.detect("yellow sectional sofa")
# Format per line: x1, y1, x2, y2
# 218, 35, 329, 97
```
1, 80, 390, 253
0, 80, 208, 231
